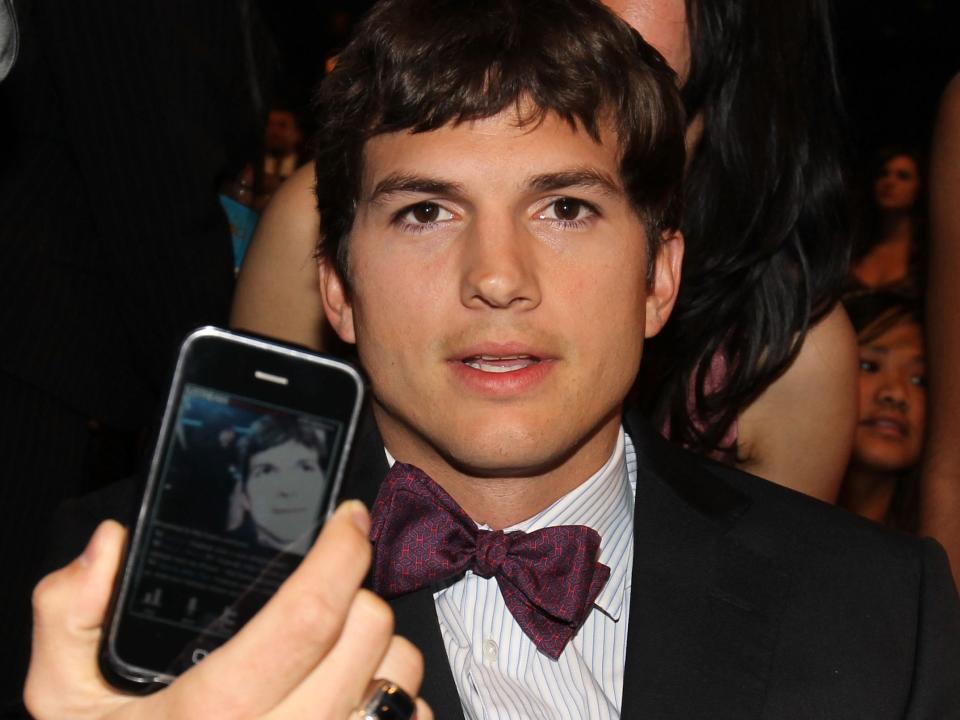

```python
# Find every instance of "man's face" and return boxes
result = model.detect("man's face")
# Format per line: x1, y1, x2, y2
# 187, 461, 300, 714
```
321, 110, 681, 483
245, 439, 326, 546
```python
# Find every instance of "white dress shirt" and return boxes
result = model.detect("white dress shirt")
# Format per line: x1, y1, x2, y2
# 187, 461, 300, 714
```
386, 428, 636, 719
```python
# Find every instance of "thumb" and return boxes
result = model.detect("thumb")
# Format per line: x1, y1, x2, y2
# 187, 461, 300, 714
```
25, 520, 129, 716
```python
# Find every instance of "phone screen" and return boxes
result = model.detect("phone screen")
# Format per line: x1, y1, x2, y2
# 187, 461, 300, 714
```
105, 329, 363, 685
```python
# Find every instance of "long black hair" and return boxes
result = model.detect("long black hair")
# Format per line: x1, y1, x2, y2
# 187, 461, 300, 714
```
638, 0, 851, 457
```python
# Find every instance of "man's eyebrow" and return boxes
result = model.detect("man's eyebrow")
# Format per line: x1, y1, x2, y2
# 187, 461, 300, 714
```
367, 173, 465, 204
527, 168, 623, 196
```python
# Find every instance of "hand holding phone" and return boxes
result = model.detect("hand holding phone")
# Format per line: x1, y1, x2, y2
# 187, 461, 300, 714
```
25, 503, 432, 720
102, 327, 366, 686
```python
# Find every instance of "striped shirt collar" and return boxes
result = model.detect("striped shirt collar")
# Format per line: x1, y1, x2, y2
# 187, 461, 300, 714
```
384, 427, 635, 621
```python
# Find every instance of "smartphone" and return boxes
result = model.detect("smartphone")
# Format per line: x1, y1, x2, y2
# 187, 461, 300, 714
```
101, 327, 364, 690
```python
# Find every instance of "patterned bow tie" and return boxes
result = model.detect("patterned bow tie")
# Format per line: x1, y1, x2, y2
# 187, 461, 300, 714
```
369, 462, 611, 660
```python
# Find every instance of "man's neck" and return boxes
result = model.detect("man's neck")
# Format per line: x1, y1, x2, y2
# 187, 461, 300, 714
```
375, 406, 623, 530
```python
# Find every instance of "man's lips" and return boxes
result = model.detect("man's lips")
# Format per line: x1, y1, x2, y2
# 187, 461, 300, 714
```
448, 344, 555, 393
461, 354, 541, 373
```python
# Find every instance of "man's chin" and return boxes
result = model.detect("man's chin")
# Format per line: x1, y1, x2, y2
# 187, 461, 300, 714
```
435, 426, 597, 481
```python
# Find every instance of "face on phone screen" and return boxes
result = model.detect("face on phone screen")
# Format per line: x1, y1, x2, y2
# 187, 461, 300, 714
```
116, 383, 345, 673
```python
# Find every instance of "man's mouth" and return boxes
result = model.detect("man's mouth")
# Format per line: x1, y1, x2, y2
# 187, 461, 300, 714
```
462, 354, 541, 373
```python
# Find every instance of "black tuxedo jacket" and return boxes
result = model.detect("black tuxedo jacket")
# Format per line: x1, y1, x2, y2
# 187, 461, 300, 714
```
47, 409, 960, 719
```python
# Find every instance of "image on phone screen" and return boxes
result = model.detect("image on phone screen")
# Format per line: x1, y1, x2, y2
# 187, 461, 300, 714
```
114, 382, 347, 677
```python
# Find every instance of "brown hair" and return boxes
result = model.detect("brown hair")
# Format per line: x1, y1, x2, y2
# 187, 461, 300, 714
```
311, 0, 685, 283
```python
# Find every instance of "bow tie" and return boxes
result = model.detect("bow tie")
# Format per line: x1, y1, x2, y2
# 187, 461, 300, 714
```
369, 462, 611, 659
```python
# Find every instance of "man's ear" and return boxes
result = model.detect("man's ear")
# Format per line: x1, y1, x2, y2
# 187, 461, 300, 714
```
318, 259, 356, 344
644, 230, 684, 338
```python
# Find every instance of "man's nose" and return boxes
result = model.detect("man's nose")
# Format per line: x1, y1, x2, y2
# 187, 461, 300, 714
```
459, 215, 541, 310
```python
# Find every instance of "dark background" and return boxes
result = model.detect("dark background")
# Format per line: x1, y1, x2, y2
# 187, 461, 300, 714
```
261, 0, 960, 168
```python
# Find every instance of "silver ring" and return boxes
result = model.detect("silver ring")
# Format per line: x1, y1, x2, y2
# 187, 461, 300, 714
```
355, 679, 416, 719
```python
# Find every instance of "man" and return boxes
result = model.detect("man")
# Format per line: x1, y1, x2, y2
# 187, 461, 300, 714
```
26, 1, 960, 718
232, 416, 330, 554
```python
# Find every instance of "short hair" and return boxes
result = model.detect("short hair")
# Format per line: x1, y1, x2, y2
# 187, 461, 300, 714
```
312, 0, 685, 283
237, 416, 326, 488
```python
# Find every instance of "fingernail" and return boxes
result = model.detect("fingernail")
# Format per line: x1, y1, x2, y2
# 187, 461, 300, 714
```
341, 500, 370, 536
79, 522, 105, 568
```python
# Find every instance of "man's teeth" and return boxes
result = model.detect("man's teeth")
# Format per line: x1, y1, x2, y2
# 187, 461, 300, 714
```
464, 355, 538, 373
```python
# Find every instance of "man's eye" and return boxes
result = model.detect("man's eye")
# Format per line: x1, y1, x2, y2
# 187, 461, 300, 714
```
859, 359, 878, 373
399, 202, 453, 225
252, 464, 276, 478
537, 197, 597, 224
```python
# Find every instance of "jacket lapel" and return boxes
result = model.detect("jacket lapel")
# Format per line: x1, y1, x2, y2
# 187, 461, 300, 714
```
344, 407, 790, 719
391, 590, 467, 720
340, 406, 466, 719
620, 414, 792, 719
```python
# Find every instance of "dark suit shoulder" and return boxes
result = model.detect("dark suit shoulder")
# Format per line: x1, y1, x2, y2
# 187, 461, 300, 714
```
706, 452, 928, 568
685, 449, 960, 716
630, 426, 960, 716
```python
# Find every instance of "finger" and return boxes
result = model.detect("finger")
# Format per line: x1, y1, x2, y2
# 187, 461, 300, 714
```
25, 521, 130, 718
415, 698, 434, 720
172, 500, 373, 715
370, 635, 424, 701
273, 590, 404, 717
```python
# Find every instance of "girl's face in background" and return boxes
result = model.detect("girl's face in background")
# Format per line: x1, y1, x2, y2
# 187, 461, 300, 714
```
853, 319, 926, 474
873, 154, 920, 213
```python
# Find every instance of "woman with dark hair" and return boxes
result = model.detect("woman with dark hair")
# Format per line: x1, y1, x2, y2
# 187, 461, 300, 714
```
839, 289, 924, 531
850, 147, 925, 289
625, 0, 856, 502
231, 0, 857, 501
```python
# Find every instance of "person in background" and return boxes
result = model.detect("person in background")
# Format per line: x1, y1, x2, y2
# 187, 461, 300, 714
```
257, 106, 305, 210
839, 289, 924, 531
231, 0, 858, 504
921, 72, 960, 585
263, 107, 304, 180
850, 147, 925, 289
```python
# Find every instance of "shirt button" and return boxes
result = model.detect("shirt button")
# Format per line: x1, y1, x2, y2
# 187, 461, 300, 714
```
482, 638, 498, 664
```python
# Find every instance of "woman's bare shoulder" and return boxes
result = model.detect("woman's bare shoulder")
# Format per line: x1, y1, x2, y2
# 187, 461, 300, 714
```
230, 165, 326, 350
737, 304, 858, 502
